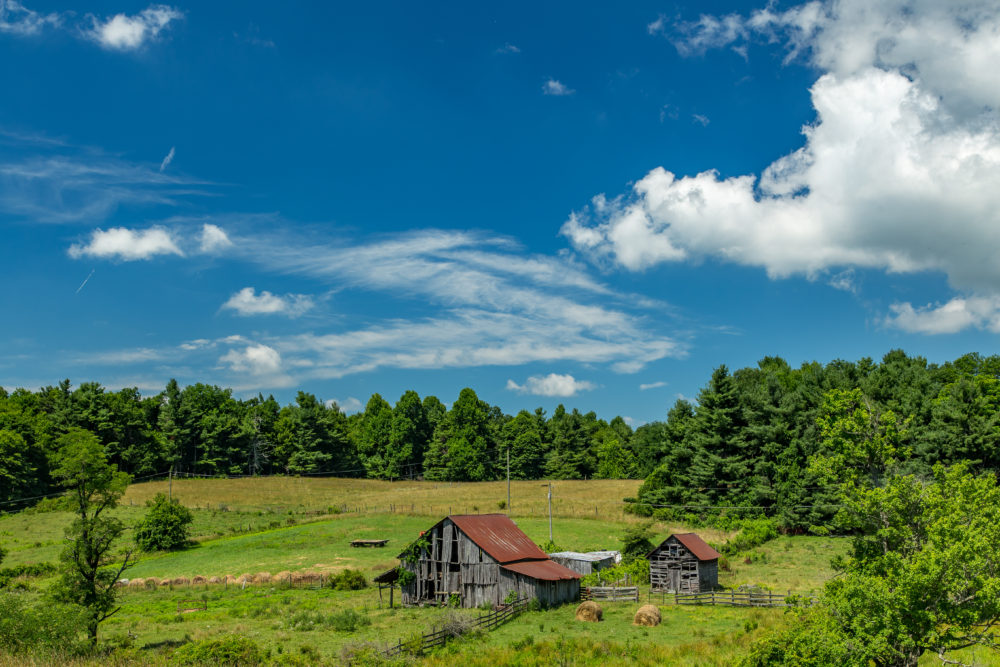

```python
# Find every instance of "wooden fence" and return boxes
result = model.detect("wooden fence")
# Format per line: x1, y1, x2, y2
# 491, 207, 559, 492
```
381, 597, 530, 659
581, 586, 640, 602
652, 589, 817, 608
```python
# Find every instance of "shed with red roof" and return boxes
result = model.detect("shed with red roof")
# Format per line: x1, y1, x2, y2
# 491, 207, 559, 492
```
647, 533, 721, 593
397, 514, 581, 608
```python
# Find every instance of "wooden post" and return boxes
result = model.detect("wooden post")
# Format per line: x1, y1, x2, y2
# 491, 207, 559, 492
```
506, 447, 511, 512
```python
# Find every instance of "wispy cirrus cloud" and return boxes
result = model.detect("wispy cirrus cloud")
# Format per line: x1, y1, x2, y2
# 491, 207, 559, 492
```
639, 380, 667, 391
0, 0, 61, 36
0, 134, 213, 224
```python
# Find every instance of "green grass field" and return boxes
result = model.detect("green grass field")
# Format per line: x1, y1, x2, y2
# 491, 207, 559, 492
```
8, 476, 971, 666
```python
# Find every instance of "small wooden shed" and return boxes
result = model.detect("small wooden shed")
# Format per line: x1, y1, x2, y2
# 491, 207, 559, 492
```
647, 533, 721, 593
397, 514, 581, 608
547, 550, 621, 575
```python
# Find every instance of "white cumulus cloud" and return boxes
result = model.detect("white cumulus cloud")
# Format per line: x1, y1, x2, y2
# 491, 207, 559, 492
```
68, 227, 182, 261
87, 4, 183, 50
564, 0, 1000, 334
198, 223, 232, 253
885, 297, 1000, 335
542, 79, 574, 96
221, 287, 314, 317
639, 381, 667, 391
220, 343, 282, 375
506, 373, 595, 397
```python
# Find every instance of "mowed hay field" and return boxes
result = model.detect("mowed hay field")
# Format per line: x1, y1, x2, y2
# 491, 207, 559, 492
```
122, 476, 646, 520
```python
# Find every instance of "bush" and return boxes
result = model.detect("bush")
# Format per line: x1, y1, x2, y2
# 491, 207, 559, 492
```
134, 493, 194, 552
580, 559, 649, 587
620, 522, 656, 563
723, 518, 779, 555
172, 635, 267, 665
0, 592, 86, 655
329, 568, 368, 590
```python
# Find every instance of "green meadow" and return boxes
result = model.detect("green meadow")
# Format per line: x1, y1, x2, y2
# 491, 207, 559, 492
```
0, 477, 871, 666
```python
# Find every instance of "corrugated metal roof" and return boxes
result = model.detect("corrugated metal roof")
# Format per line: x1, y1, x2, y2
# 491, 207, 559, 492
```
501, 559, 582, 581
548, 551, 620, 562
450, 514, 549, 564
651, 533, 721, 561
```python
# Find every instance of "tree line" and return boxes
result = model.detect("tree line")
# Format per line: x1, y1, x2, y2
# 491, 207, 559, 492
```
3, 350, 1000, 529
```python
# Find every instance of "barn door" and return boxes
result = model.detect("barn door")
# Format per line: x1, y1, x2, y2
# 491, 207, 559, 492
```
669, 568, 679, 593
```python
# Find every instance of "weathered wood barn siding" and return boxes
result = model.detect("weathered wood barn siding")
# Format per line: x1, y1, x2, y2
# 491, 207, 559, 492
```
399, 514, 581, 608
647, 533, 721, 593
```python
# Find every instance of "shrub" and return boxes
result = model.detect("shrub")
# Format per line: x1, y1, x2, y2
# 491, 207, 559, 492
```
580, 559, 650, 587
620, 522, 656, 563
134, 493, 194, 552
0, 592, 86, 655
723, 518, 779, 555
172, 635, 267, 665
329, 568, 368, 590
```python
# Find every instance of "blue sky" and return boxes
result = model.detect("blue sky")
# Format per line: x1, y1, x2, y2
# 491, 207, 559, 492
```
2, 0, 999, 424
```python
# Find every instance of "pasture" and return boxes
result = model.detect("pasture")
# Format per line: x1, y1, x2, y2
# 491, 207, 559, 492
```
0, 477, 855, 665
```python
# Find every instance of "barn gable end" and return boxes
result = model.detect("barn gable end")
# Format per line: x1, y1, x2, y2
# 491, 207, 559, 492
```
647, 533, 720, 593
398, 514, 580, 608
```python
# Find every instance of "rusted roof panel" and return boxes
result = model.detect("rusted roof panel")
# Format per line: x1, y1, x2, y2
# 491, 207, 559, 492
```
450, 514, 548, 564
501, 559, 582, 581
651, 532, 721, 561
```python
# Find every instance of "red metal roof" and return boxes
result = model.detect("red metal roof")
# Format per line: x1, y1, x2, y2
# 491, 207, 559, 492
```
501, 559, 582, 581
449, 514, 549, 564
667, 533, 722, 561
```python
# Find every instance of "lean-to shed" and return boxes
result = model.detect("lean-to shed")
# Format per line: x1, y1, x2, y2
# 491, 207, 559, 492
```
398, 514, 581, 608
647, 533, 721, 593
547, 550, 621, 575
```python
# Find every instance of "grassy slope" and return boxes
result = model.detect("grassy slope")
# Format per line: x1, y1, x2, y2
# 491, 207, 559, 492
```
12, 476, 959, 665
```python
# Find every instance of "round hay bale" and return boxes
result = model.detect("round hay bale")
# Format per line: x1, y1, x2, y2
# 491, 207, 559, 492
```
253, 572, 271, 584
191, 575, 207, 585
225, 575, 239, 585
208, 576, 222, 585
291, 571, 307, 584
633, 604, 661, 627
144, 579, 158, 591
159, 578, 172, 586
237, 573, 252, 584
575, 601, 603, 622
128, 577, 145, 589
173, 576, 190, 586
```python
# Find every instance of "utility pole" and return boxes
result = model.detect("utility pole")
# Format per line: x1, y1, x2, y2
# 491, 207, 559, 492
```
547, 482, 553, 543
506, 447, 511, 512
168, 465, 173, 502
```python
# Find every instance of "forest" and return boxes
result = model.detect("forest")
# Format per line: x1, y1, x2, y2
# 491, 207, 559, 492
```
3, 349, 1000, 532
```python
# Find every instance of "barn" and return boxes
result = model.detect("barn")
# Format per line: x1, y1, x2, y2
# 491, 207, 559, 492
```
647, 533, 721, 593
397, 514, 582, 608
